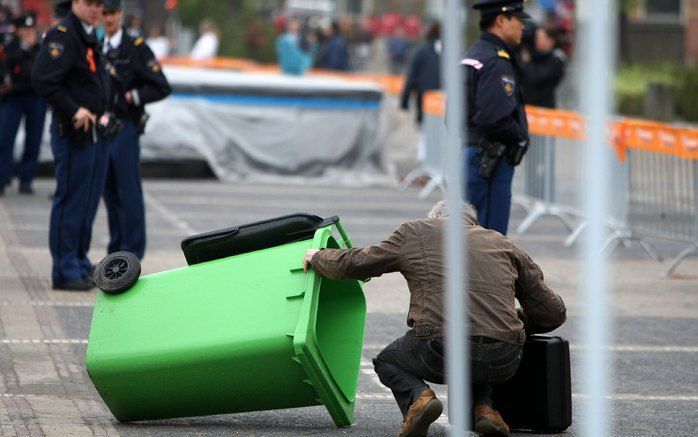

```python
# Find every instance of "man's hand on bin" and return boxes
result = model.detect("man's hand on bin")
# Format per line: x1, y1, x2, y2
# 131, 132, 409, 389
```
303, 249, 320, 273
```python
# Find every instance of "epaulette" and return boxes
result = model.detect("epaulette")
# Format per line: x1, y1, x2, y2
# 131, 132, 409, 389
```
497, 49, 510, 60
134, 37, 143, 46
57, 25, 67, 33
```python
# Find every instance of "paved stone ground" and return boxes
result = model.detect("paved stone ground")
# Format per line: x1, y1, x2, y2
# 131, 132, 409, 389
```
0, 179, 696, 437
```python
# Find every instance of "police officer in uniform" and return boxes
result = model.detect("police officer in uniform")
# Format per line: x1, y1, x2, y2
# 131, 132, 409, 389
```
0, 13, 47, 196
32, 0, 109, 291
463, 0, 530, 236
101, 0, 171, 260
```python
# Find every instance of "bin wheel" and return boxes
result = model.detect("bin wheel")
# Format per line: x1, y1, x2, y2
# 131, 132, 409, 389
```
94, 251, 141, 295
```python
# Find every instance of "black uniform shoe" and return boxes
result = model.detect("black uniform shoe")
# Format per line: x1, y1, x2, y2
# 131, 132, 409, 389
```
19, 185, 34, 195
52, 277, 95, 292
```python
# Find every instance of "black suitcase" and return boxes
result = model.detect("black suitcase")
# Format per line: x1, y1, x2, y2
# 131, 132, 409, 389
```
181, 213, 339, 265
491, 335, 572, 434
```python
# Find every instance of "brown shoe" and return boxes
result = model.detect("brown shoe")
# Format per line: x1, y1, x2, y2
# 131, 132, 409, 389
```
473, 404, 510, 437
398, 388, 443, 437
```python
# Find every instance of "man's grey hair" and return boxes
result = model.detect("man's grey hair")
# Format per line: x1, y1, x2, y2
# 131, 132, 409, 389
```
427, 200, 478, 220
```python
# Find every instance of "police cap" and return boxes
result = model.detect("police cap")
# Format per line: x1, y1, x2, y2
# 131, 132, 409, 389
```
103, 0, 123, 13
54, 0, 72, 19
13, 12, 37, 28
473, 0, 531, 19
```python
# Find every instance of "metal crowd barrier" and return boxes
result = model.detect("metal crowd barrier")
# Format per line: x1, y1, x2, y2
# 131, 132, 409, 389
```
420, 93, 698, 277
399, 112, 447, 199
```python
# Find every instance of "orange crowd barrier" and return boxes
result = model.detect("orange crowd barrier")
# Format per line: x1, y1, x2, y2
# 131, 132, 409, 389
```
422, 91, 698, 161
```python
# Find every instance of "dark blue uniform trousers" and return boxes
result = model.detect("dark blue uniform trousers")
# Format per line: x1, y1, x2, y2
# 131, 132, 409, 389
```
103, 120, 146, 259
465, 147, 515, 236
49, 121, 109, 285
0, 93, 47, 187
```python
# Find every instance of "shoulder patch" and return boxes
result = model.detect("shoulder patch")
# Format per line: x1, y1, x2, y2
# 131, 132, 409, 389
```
461, 58, 484, 70
497, 49, 510, 60
48, 41, 65, 60
501, 75, 515, 97
147, 58, 161, 73
134, 37, 143, 46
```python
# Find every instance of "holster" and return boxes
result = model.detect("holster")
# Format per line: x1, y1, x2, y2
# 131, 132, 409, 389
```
478, 139, 508, 179
507, 142, 529, 167
136, 112, 150, 135
57, 118, 89, 147
98, 117, 124, 140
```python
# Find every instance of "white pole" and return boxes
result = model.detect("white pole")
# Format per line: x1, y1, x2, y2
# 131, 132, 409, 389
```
442, 0, 469, 435
579, 0, 616, 435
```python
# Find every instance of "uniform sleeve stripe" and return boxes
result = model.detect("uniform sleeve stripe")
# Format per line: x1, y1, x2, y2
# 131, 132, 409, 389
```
461, 58, 484, 70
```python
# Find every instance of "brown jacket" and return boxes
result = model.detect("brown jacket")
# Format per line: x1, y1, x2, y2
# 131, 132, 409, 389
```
310, 216, 566, 345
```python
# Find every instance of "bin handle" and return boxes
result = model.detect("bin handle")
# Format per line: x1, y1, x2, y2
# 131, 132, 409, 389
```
332, 221, 353, 249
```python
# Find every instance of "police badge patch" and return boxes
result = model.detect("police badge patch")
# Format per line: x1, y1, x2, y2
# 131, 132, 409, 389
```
147, 58, 161, 73
502, 75, 515, 97
49, 42, 64, 60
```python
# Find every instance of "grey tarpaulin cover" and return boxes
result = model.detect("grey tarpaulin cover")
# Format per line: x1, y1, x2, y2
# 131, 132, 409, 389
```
26, 66, 393, 186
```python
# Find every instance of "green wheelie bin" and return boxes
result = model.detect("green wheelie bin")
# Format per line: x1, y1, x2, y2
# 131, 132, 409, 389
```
86, 214, 366, 427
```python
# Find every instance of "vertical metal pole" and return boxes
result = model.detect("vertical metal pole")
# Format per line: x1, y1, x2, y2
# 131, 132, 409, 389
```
579, 0, 616, 436
442, 0, 468, 435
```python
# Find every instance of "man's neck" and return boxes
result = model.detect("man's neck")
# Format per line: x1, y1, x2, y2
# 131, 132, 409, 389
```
486, 29, 508, 45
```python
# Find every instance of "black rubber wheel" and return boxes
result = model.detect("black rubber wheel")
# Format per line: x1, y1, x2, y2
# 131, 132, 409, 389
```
94, 251, 141, 294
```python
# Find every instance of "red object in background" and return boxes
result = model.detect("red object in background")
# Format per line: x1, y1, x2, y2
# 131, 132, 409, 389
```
274, 13, 287, 35
20, 0, 51, 28
403, 14, 422, 39
380, 12, 401, 36
367, 16, 381, 36
165, 0, 178, 11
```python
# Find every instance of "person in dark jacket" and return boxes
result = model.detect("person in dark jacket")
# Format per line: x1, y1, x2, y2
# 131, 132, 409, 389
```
304, 201, 566, 437
400, 22, 441, 163
317, 21, 350, 71
32, 0, 110, 291
520, 26, 566, 108
0, 13, 46, 195
101, 0, 171, 260
462, 0, 530, 236
400, 22, 441, 125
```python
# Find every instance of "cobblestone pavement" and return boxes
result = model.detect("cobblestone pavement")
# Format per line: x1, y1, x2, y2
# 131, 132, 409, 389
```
0, 179, 696, 437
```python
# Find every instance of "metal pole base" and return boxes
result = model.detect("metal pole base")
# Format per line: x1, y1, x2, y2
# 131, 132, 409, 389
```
601, 230, 663, 262
566, 221, 589, 247
516, 202, 576, 235
661, 244, 698, 279
399, 167, 446, 199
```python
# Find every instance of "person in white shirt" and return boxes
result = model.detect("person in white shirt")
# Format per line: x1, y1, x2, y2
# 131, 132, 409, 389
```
146, 25, 170, 59
190, 19, 219, 61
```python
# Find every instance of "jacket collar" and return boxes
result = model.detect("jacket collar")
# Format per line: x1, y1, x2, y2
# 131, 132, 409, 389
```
66, 12, 98, 45
481, 32, 513, 55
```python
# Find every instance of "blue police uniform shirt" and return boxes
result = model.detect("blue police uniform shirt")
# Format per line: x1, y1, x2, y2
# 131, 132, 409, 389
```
462, 32, 528, 147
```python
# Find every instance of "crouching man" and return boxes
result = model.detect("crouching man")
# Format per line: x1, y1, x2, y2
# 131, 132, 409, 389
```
303, 201, 566, 437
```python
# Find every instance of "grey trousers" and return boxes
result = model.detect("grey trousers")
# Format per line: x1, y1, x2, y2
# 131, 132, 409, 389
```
372, 330, 522, 417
